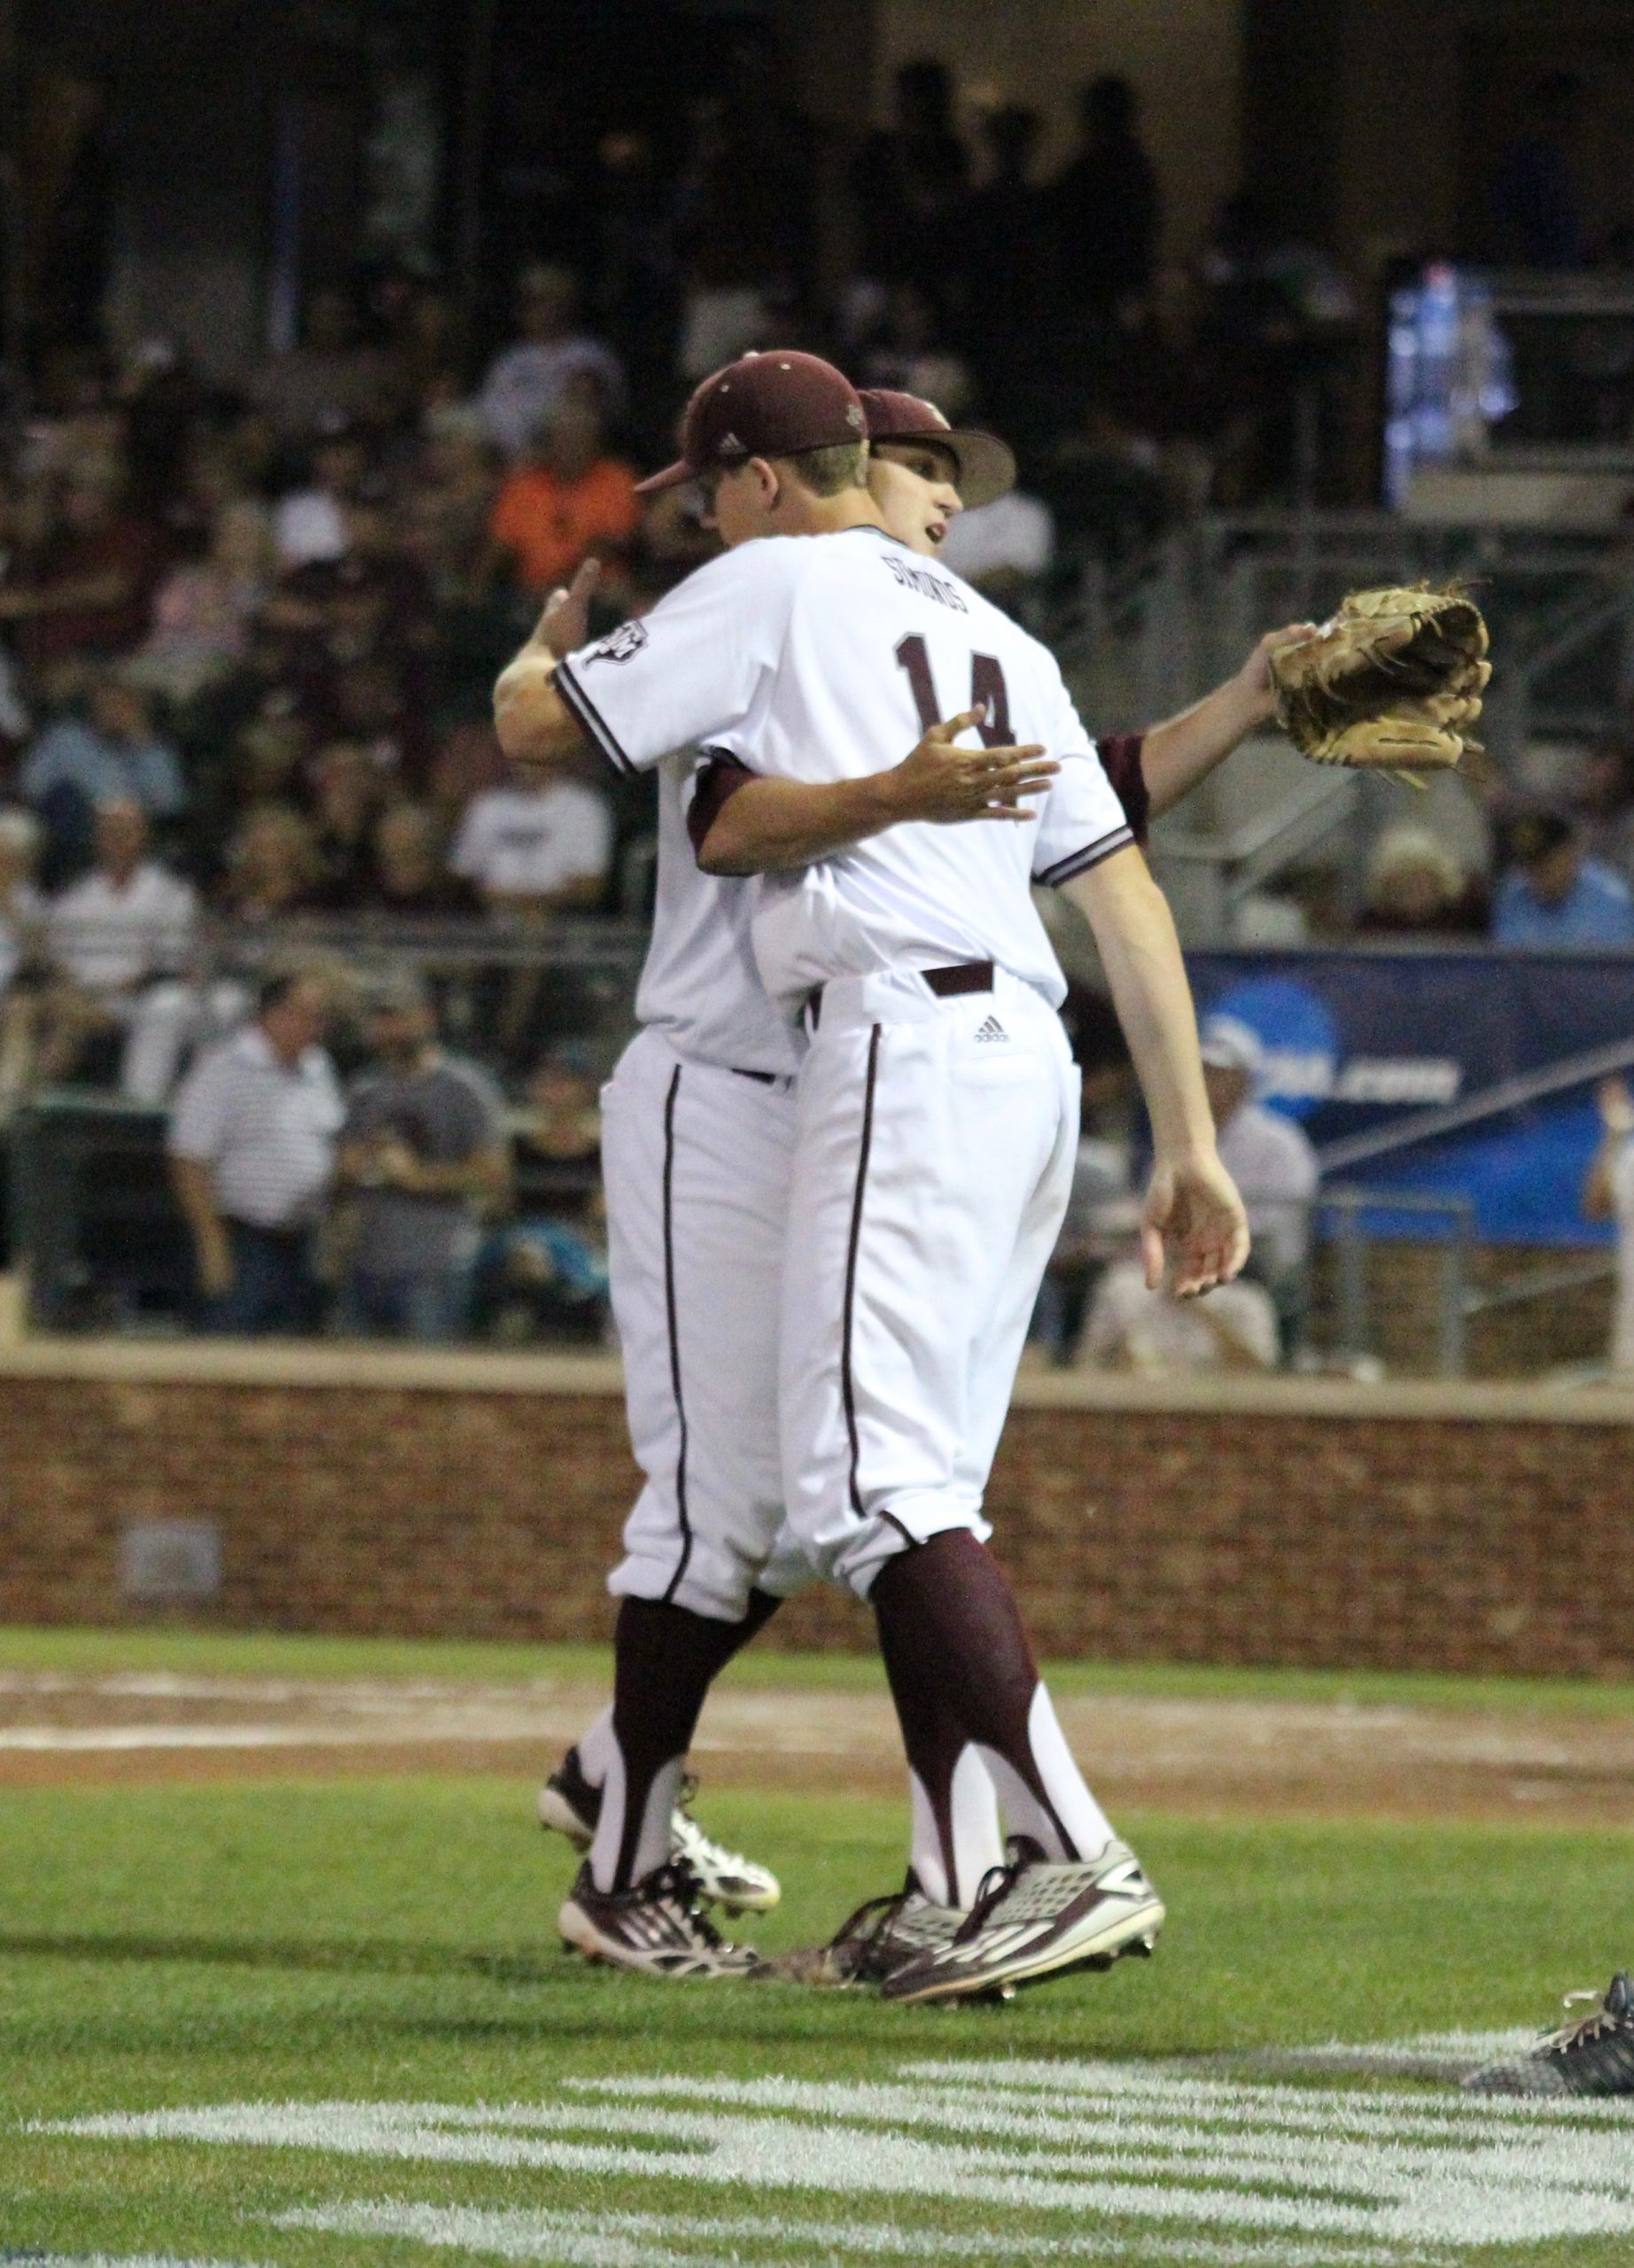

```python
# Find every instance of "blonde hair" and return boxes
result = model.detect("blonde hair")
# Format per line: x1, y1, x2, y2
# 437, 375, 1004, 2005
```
783, 441, 868, 496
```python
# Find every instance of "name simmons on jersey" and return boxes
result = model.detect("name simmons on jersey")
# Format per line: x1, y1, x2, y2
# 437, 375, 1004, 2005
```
882, 553, 969, 613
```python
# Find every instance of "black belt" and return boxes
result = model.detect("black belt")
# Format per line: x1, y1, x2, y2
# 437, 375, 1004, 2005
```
805, 960, 993, 1029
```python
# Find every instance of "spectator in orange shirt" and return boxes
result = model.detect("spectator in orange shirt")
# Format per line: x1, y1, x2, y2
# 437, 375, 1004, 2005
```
486, 400, 640, 597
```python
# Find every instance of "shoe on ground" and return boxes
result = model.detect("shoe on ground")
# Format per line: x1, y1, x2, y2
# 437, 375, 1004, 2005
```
756, 1871, 963, 1988
1463, 1972, 1634, 2096
539, 1750, 781, 1914
558, 1856, 761, 1978
880, 1835, 1164, 2007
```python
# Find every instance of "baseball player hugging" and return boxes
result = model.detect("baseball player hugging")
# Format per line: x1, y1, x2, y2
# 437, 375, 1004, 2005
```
494, 348, 1249, 2002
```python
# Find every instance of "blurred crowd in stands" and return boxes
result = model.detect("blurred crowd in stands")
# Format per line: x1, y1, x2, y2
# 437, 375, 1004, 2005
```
1300, 782, 1634, 953
161, 965, 609, 1346
2, 48, 1634, 1348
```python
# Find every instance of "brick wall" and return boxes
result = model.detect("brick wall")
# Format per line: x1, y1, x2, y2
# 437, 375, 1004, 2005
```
1, 1346, 1630, 1676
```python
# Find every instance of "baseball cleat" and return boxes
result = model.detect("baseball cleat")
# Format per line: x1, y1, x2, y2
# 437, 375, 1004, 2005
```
537, 1745, 602, 1845
557, 1856, 761, 1979
879, 1835, 1164, 2007
539, 1752, 781, 1915
756, 1871, 963, 1988
668, 1776, 782, 1914
1463, 1972, 1634, 2096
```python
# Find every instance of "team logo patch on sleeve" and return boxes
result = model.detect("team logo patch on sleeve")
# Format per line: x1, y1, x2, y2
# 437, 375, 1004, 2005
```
582, 622, 649, 666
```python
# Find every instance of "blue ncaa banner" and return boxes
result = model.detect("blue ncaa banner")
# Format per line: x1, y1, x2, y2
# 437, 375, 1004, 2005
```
1187, 947, 1634, 1246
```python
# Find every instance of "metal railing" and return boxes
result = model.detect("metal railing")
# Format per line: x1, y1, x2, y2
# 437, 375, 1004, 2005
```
1461, 1250, 1616, 1327
1308, 1035, 1634, 1366
177, 911, 653, 975
1319, 1188, 1476, 1379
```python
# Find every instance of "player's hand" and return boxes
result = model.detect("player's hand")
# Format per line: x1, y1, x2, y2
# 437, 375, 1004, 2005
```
530, 556, 601, 660
1237, 623, 1319, 724
883, 707, 1059, 827
1140, 1150, 1250, 1298
1599, 1076, 1634, 1136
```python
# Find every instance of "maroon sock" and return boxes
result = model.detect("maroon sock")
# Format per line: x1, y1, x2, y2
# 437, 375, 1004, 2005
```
873, 1531, 1082, 1876
591, 1593, 777, 1891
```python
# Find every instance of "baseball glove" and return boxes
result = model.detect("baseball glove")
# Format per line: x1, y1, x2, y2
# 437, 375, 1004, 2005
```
1270, 585, 1490, 779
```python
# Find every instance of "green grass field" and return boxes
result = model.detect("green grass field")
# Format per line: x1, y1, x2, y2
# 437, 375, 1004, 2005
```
4, 1629, 1633, 2268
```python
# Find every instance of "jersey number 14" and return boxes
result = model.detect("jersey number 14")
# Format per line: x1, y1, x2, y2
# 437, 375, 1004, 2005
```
896, 634, 1012, 746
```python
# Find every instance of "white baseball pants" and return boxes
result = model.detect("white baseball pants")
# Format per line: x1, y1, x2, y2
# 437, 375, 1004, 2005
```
602, 1027, 800, 1621
778, 967, 1079, 1601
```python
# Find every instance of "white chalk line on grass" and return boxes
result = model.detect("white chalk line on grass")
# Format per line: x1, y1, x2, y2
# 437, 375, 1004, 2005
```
564, 2072, 1634, 2237
35, 2053, 1634, 2251
557, 2070, 1634, 2213
274, 2197, 1439, 2268
566, 2065, 1621, 2144
899, 2054, 1634, 2123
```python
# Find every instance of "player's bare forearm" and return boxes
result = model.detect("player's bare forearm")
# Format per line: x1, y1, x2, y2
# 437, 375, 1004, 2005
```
1140, 624, 1315, 819
1064, 847, 1249, 1293
1140, 677, 1264, 818
1065, 850, 1213, 1161
696, 707, 1058, 877
696, 773, 902, 876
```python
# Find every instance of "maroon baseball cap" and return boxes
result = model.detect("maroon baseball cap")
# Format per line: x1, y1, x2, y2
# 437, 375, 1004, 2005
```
636, 350, 868, 494
860, 389, 1015, 510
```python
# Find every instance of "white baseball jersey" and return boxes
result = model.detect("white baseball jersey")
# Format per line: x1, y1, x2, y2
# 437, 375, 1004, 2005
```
556, 526, 1132, 1019
556, 587, 798, 1077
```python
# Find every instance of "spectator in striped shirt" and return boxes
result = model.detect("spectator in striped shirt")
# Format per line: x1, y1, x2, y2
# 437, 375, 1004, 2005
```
167, 969, 344, 1334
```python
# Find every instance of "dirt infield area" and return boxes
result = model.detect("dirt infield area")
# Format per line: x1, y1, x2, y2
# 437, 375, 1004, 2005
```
4, 1666, 1634, 1821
